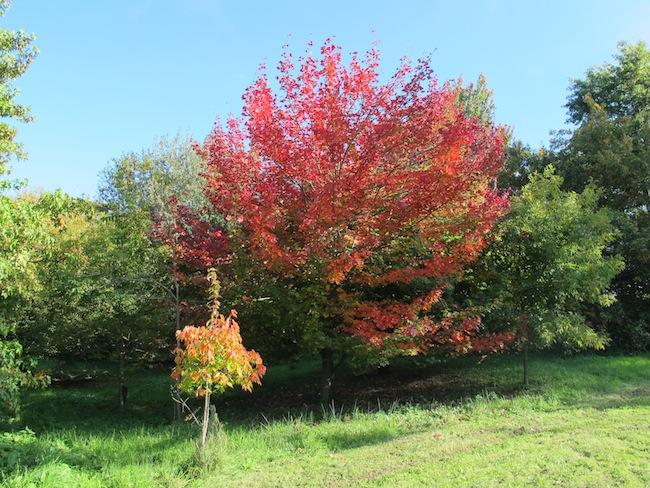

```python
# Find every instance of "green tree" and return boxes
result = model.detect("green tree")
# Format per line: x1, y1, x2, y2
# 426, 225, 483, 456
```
100, 134, 211, 339
497, 140, 554, 192
554, 42, 650, 349
0, 0, 40, 417
17, 200, 170, 411
0, 193, 52, 416
566, 42, 650, 124
499, 43, 650, 350
73, 211, 170, 411
0, 0, 37, 182
481, 167, 623, 387
100, 135, 220, 415
456, 74, 496, 126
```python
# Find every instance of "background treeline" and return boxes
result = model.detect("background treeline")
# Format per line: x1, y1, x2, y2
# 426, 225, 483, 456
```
1, 0, 648, 418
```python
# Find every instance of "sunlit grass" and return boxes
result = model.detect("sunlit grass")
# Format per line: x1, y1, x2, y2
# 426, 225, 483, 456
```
2, 354, 649, 487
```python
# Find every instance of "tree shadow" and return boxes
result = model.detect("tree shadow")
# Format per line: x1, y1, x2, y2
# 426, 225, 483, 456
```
5, 353, 648, 479
0, 426, 195, 477
210, 359, 520, 423
565, 383, 650, 410
322, 429, 399, 451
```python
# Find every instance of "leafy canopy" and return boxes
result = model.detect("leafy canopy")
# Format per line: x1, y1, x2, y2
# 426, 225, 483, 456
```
197, 41, 509, 355
485, 167, 623, 350
497, 42, 650, 351
566, 41, 650, 124
0, 192, 68, 416
0, 0, 37, 181
17, 202, 170, 362
556, 41, 650, 350
0, 0, 41, 417
172, 270, 266, 397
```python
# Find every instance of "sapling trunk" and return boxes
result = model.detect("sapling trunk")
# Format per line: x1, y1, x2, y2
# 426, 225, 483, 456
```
319, 348, 334, 405
200, 391, 211, 450
523, 341, 529, 389
173, 257, 181, 343
172, 252, 182, 422
519, 314, 530, 389
118, 348, 126, 411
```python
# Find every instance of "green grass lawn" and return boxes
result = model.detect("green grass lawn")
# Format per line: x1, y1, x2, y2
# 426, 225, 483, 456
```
1, 353, 649, 487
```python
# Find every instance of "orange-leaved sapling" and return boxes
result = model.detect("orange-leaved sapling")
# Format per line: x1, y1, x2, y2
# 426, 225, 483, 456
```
171, 269, 266, 450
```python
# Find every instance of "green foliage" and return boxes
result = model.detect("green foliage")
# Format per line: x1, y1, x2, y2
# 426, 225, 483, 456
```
482, 167, 623, 351
0, 338, 45, 419
0, 192, 66, 417
554, 42, 650, 350
99, 134, 217, 338
0, 0, 37, 181
0, 0, 41, 418
498, 140, 553, 192
100, 133, 208, 216
501, 42, 650, 351
566, 41, 650, 124
456, 74, 496, 126
18, 201, 170, 363
225, 254, 331, 362
556, 106, 650, 213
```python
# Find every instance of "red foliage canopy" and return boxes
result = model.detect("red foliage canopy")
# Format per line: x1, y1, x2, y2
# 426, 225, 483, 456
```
152, 201, 230, 273
198, 41, 511, 353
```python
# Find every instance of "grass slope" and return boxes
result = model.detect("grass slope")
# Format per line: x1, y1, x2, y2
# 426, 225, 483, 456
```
1, 354, 649, 487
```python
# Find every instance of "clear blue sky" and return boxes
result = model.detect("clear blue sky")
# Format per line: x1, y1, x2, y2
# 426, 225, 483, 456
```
6, 0, 650, 197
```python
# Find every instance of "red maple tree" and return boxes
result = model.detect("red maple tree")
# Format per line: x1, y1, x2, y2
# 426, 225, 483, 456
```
197, 41, 512, 400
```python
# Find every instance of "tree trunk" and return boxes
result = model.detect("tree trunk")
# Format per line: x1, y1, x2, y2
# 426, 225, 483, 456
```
200, 391, 211, 450
523, 340, 529, 389
118, 347, 126, 412
519, 314, 529, 389
173, 261, 181, 344
172, 252, 182, 422
319, 348, 334, 405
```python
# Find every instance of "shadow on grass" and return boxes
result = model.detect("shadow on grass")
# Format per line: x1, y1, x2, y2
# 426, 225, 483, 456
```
321, 429, 400, 451
210, 357, 523, 424
19, 353, 650, 431
566, 383, 650, 410
0, 425, 196, 476
3, 353, 648, 479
